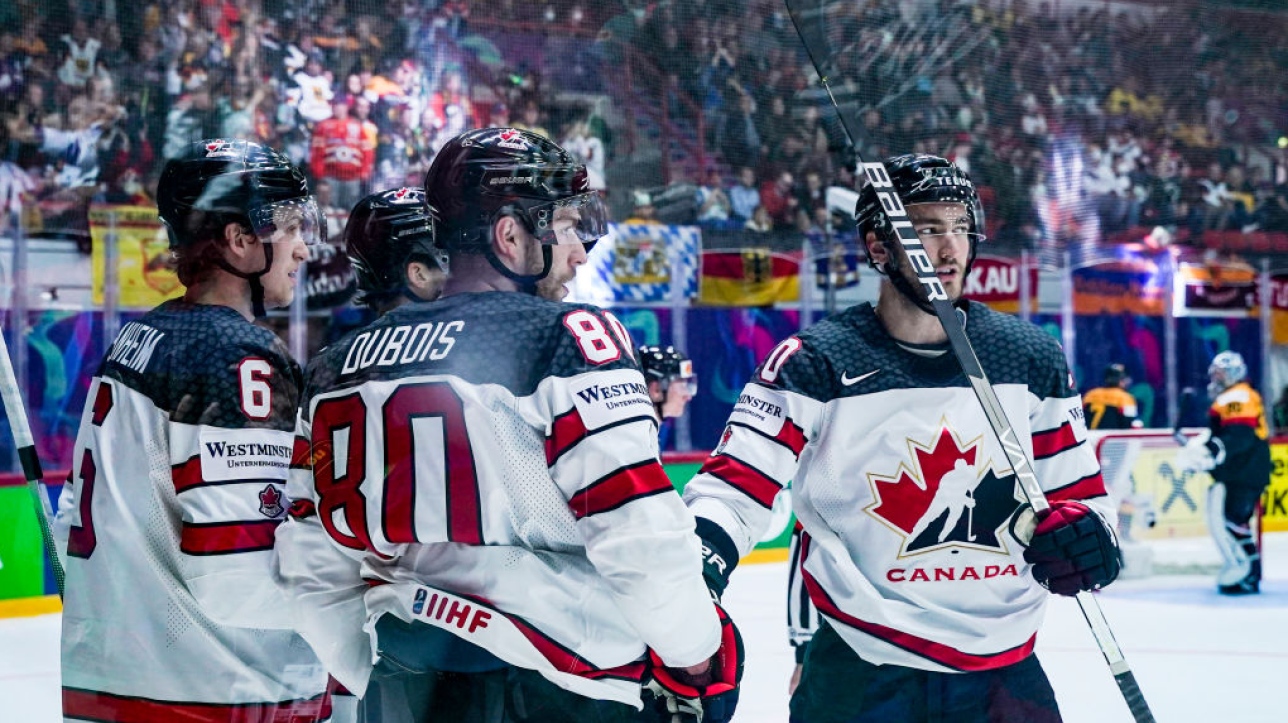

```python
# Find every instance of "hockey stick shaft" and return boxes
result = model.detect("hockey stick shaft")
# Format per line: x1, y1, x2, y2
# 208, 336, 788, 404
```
784, 4, 1152, 720
0, 324, 65, 599
1173, 387, 1196, 445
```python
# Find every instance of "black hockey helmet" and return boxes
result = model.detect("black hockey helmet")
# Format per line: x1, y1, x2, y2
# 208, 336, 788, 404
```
639, 345, 697, 394
345, 186, 448, 303
156, 139, 322, 316
423, 127, 608, 287
1104, 363, 1128, 387
855, 153, 985, 269
157, 138, 320, 250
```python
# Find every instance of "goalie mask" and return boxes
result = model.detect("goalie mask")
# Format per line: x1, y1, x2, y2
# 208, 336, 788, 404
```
423, 127, 608, 290
1208, 351, 1247, 399
158, 139, 322, 316
345, 187, 447, 306
855, 154, 985, 313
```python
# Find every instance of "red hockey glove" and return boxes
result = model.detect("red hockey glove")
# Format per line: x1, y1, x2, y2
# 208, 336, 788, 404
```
645, 603, 744, 723
1021, 500, 1122, 596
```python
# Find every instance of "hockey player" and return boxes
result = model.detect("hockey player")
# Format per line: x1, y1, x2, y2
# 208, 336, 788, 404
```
1177, 350, 1270, 595
686, 154, 1120, 722
639, 344, 698, 451
53, 139, 338, 721
1083, 363, 1142, 429
276, 128, 741, 723
274, 186, 447, 717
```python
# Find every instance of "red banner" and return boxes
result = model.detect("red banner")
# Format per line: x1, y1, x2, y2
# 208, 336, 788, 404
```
962, 255, 1038, 313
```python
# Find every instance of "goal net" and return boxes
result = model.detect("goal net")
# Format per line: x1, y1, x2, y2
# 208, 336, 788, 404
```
1093, 428, 1257, 577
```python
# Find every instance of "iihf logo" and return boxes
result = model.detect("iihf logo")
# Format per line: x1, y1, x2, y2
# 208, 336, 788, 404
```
865, 423, 1021, 556
412, 588, 428, 615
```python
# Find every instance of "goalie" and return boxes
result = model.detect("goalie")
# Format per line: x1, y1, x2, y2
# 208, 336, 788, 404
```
1177, 351, 1270, 595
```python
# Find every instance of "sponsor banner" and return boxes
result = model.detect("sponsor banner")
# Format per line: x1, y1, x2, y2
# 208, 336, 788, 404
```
90, 204, 183, 308
1174, 261, 1257, 318
1122, 444, 1211, 539
1072, 255, 1167, 316
1264, 442, 1288, 532
962, 255, 1038, 314
698, 249, 802, 307
1268, 274, 1288, 345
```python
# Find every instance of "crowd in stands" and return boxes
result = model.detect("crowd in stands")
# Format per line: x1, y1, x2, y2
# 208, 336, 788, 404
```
2, 0, 1288, 264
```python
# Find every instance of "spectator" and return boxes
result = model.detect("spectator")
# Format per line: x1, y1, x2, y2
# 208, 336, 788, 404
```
759, 170, 798, 230
561, 119, 606, 191
696, 167, 733, 226
310, 96, 372, 210
624, 189, 661, 224
729, 165, 760, 223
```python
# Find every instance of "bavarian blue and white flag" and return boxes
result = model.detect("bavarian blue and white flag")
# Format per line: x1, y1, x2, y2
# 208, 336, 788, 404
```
568, 223, 699, 306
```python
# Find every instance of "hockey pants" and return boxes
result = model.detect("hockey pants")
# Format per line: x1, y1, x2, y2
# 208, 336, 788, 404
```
788, 623, 1061, 723
358, 613, 640, 723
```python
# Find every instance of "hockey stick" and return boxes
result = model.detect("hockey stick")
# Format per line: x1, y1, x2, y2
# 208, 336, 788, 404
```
0, 324, 65, 599
1173, 387, 1196, 446
784, 3, 1153, 720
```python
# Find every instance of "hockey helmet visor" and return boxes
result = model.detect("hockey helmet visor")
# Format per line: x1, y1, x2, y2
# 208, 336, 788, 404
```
248, 196, 325, 248
516, 191, 609, 247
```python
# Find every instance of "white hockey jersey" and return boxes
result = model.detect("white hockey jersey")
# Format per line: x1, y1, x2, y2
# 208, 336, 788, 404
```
54, 301, 333, 722
275, 292, 721, 706
685, 301, 1114, 673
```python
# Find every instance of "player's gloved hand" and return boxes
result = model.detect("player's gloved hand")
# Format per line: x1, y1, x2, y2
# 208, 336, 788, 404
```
1016, 500, 1121, 596
645, 603, 744, 723
695, 518, 738, 602
1177, 429, 1223, 472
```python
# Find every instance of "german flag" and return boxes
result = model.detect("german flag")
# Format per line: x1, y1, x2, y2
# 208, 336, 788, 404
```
698, 248, 801, 306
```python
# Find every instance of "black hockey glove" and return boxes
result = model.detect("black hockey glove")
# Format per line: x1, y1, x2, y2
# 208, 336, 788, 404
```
695, 518, 738, 602
1018, 500, 1122, 596
644, 603, 744, 723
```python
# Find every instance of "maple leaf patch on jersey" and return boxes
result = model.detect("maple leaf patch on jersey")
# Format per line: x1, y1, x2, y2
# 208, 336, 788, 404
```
259, 484, 285, 518
865, 423, 1023, 556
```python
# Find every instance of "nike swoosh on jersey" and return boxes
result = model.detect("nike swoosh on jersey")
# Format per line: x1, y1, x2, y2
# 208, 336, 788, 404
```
840, 369, 881, 386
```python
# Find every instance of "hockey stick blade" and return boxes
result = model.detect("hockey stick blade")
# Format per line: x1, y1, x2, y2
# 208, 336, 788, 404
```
784, 2, 1154, 720
1173, 387, 1196, 446
0, 324, 65, 599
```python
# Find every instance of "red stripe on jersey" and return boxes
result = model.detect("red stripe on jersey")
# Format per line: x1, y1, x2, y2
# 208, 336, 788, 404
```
506, 614, 647, 683
699, 454, 780, 509
776, 419, 808, 458
62, 686, 331, 723
1031, 422, 1079, 460
1046, 472, 1108, 502
801, 570, 1036, 672
568, 461, 674, 519
546, 408, 588, 466
291, 435, 311, 469
1222, 415, 1260, 429
180, 520, 279, 555
171, 456, 203, 493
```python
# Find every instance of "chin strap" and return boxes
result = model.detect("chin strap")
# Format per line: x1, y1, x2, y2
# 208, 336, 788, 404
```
484, 243, 552, 295
875, 235, 978, 316
217, 243, 273, 318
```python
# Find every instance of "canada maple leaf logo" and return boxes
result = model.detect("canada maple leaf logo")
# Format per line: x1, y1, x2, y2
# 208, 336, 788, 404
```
499, 129, 519, 142
865, 424, 1021, 556
259, 484, 285, 518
